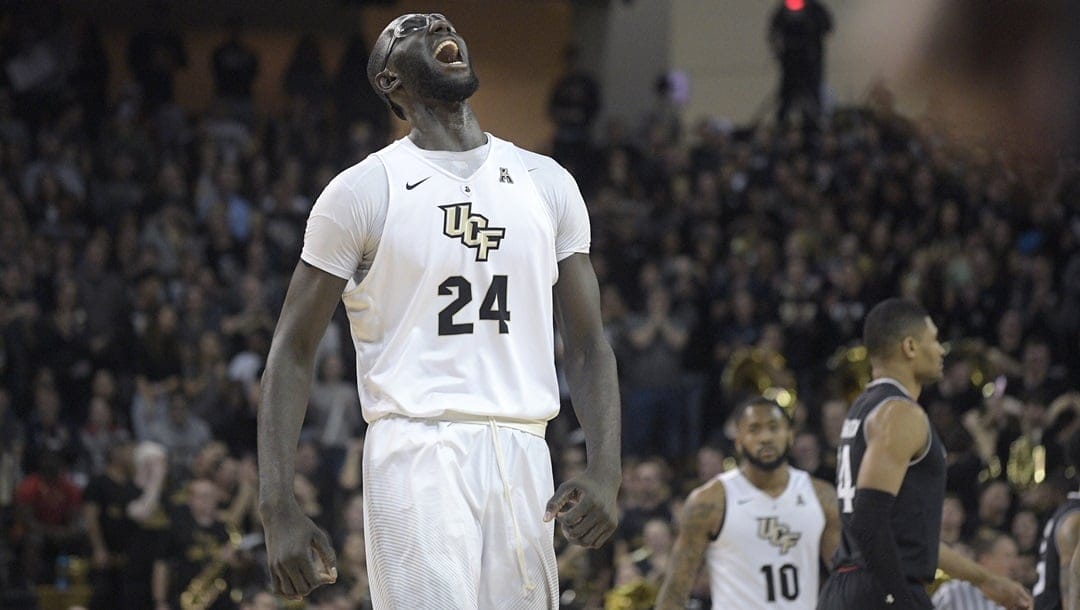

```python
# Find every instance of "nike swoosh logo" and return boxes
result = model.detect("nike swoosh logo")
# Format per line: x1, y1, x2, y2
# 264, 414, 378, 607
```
406, 177, 431, 190
737, 498, 753, 505
528, 167, 538, 172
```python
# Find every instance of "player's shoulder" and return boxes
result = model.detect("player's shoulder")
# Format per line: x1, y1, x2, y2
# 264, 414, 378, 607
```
681, 477, 728, 530
509, 144, 573, 182
865, 397, 927, 432
326, 153, 388, 193
1056, 508, 1080, 542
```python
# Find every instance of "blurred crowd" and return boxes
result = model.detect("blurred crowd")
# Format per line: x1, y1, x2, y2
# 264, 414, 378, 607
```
1, 5, 1079, 610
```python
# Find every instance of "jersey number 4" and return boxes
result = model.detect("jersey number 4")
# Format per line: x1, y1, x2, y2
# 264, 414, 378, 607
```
837, 444, 855, 513
438, 275, 510, 335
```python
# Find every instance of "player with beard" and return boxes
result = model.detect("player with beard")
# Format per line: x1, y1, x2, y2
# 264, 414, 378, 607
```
817, 298, 1030, 610
656, 398, 841, 609
258, 12, 621, 609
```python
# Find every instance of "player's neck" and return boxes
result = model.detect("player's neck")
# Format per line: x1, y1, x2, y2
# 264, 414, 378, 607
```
407, 103, 485, 152
741, 463, 789, 497
870, 365, 922, 400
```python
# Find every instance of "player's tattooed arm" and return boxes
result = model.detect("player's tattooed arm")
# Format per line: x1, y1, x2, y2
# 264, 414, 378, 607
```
655, 482, 726, 610
810, 477, 841, 570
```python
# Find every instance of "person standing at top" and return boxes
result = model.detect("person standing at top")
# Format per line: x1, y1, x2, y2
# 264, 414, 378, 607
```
257, 13, 621, 609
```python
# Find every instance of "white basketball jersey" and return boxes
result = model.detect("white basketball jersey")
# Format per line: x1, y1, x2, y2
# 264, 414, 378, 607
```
342, 136, 562, 425
706, 467, 825, 610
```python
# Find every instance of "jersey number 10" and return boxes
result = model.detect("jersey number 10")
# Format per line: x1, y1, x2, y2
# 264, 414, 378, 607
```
761, 563, 799, 601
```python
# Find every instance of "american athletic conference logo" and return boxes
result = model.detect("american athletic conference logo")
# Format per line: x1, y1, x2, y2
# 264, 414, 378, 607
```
757, 517, 802, 554
439, 202, 506, 262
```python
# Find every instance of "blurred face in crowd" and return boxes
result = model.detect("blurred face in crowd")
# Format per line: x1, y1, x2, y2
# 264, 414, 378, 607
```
1011, 510, 1039, 551
979, 536, 1020, 579
188, 479, 221, 523
642, 518, 674, 554
979, 481, 1012, 523
635, 461, 666, 504
791, 432, 821, 473
940, 496, 966, 542
821, 399, 847, 447
696, 445, 725, 481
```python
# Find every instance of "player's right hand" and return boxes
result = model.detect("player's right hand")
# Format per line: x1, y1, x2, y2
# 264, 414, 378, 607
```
261, 502, 338, 600
977, 573, 1032, 610
544, 471, 619, 549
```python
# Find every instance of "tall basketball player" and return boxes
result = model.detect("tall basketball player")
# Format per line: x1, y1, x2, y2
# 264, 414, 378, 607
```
257, 13, 621, 609
817, 298, 1030, 610
655, 398, 841, 610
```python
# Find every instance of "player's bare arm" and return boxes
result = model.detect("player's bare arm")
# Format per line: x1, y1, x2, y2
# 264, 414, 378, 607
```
258, 261, 344, 599
1059, 513, 1080, 610
938, 543, 1032, 610
546, 253, 621, 548
858, 399, 928, 492
1062, 520, 1080, 608
811, 477, 841, 569
846, 398, 929, 606
655, 480, 726, 610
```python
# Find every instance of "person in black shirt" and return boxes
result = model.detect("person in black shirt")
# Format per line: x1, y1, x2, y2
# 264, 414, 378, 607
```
153, 478, 239, 610
818, 298, 1030, 610
83, 440, 140, 610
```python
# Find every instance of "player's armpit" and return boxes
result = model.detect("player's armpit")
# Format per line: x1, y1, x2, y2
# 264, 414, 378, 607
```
855, 399, 929, 495
655, 482, 726, 610
810, 477, 841, 569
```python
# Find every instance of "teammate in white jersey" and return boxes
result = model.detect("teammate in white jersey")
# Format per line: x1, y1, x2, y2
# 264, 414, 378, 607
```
656, 398, 841, 610
257, 13, 621, 608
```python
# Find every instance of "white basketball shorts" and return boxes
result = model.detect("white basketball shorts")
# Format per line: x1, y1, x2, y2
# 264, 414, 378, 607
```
363, 415, 560, 609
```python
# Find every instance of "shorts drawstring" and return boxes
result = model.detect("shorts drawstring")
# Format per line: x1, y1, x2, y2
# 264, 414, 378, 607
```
489, 418, 537, 596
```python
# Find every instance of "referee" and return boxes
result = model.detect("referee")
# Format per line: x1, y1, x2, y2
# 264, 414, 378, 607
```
933, 533, 1022, 610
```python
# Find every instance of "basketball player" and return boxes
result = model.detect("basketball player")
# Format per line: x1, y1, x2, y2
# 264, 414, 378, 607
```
817, 298, 1030, 610
655, 397, 841, 610
1033, 431, 1080, 609
256, 13, 621, 608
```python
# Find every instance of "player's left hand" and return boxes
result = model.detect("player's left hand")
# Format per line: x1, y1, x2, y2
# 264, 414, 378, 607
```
978, 573, 1032, 610
543, 471, 618, 548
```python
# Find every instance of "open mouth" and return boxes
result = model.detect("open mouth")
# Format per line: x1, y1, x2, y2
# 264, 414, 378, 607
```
434, 39, 465, 66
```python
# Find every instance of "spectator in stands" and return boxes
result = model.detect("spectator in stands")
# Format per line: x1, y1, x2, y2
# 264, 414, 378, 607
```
126, 3, 187, 114
79, 396, 130, 478
548, 45, 601, 179
147, 393, 211, 479
14, 450, 82, 584
24, 378, 76, 472
976, 480, 1015, 534
83, 439, 138, 610
212, 15, 260, 123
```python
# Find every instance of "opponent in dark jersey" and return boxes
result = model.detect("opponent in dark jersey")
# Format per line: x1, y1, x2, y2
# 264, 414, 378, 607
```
1034, 493, 1080, 610
817, 298, 1031, 610
1033, 431, 1080, 610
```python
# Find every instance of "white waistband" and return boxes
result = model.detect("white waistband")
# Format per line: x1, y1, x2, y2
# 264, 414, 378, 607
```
374, 412, 547, 438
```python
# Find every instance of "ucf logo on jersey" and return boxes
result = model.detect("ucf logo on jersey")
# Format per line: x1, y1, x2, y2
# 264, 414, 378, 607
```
439, 202, 506, 262
757, 517, 802, 555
